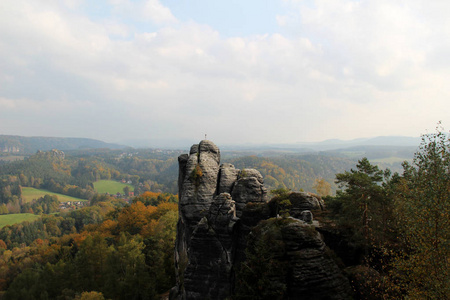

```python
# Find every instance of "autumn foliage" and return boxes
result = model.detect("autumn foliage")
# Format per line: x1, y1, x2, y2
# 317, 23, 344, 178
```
0, 194, 178, 299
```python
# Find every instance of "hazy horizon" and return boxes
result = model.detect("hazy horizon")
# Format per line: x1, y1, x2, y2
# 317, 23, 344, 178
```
0, 132, 422, 150
1, 1, 449, 145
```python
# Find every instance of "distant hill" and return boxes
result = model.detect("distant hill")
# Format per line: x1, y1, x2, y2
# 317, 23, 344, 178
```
324, 145, 417, 159
220, 136, 421, 154
312, 136, 421, 150
0, 135, 125, 154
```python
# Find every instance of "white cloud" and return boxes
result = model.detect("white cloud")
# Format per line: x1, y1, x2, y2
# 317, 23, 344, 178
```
142, 0, 177, 25
270, 0, 450, 139
280, 0, 443, 89
0, 97, 17, 109
108, 0, 177, 25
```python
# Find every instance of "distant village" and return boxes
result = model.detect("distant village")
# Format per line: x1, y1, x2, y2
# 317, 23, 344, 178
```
58, 200, 87, 211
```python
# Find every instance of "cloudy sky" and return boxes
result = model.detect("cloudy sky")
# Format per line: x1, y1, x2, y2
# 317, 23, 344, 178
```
1, 0, 449, 147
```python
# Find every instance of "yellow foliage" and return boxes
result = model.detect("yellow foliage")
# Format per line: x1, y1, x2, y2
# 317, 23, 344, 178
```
77, 291, 105, 300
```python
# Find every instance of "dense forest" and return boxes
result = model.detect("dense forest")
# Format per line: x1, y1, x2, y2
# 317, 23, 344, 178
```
0, 192, 178, 299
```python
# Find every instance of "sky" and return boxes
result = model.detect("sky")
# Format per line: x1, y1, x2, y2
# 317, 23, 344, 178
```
1, 0, 450, 147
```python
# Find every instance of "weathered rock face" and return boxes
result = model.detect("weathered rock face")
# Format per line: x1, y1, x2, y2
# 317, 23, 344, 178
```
174, 140, 247, 300
217, 163, 239, 194
172, 141, 352, 300
235, 218, 353, 299
281, 221, 353, 299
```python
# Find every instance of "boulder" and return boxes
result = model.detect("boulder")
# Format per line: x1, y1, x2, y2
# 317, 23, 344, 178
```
231, 170, 268, 218
238, 168, 264, 184
288, 192, 324, 211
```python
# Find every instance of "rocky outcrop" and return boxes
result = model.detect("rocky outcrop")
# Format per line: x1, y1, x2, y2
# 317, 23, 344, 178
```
172, 140, 352, 300
36, 149, 65, 160
1, 146, 20, 153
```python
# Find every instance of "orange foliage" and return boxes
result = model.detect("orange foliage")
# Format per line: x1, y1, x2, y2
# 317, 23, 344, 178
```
141, 191, 161, 199
141, 219, 160, 237
44, 244, 61, 258
72, 231, 91, 247
116, 201, 178, 236
117, 202, 157, 234
96, 219, 118, 237
34, 238, 44, 245
141, 202, 178, 238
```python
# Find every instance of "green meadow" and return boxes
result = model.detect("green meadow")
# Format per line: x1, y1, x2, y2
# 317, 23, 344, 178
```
93, 180, 134, 194
0, 213, 41, 229
22, 187, 86, 203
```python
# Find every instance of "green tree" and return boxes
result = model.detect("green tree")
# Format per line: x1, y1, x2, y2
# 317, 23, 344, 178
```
333, 158, 392, 248
3, 268, 50, 300
31, 195, 59, 215
270, 188, 291, 218
104, 233, 155, 299
0, 204, 8, 215
388, 128, 450, 299
123, 186, 130, 197
73, 234, 110, 292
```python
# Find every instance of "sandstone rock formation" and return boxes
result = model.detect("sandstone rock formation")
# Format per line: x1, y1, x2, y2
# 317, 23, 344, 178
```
236, 218, 353, 299
171, 140, 352, 300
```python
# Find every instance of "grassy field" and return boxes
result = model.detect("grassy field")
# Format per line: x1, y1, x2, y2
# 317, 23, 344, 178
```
22, 187, 86, 203
94, 180, 134, 194
0, 213, 41, 229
